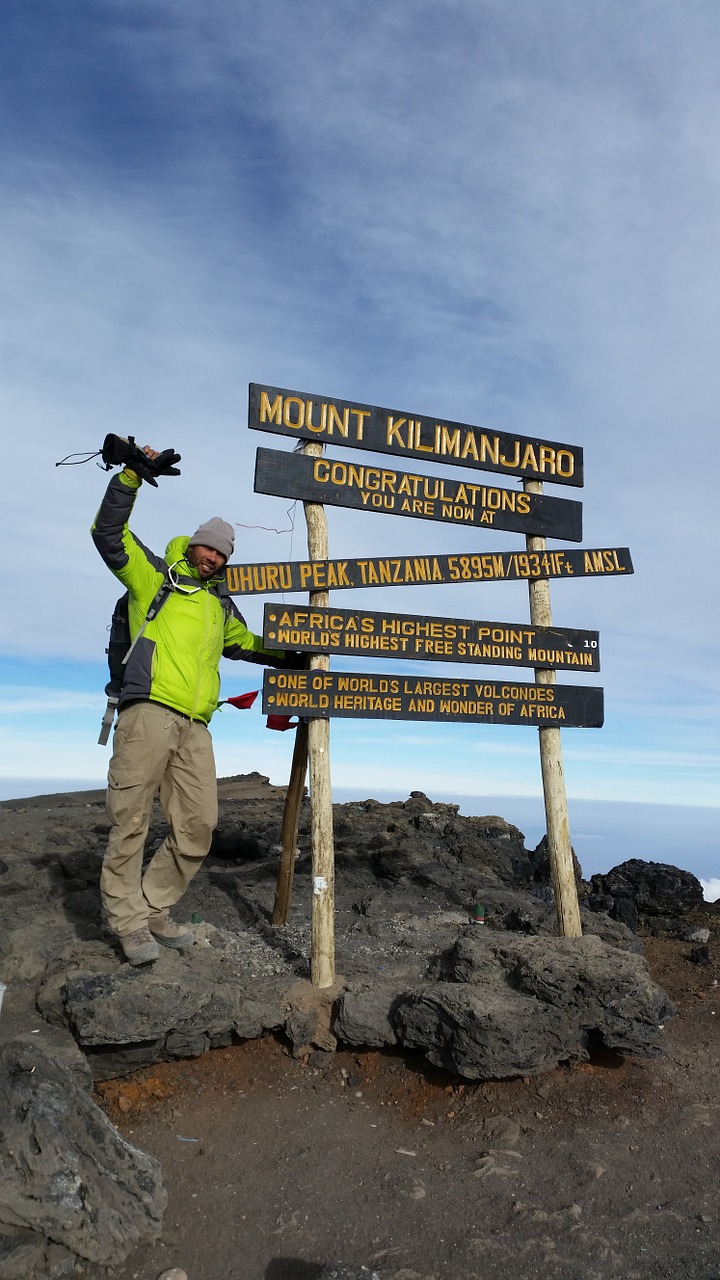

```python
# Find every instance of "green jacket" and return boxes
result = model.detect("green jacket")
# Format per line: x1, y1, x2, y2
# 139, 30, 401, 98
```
92, 470, 286, 724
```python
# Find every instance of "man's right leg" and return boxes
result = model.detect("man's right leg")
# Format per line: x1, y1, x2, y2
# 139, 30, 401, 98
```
102, 702, 176, 956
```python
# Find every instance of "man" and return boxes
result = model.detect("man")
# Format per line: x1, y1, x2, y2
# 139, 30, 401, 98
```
92, 445, 296, 966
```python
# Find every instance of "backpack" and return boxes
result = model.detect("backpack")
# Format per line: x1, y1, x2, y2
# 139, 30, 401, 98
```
97, 575, 235, 745
98, 577, 173, 745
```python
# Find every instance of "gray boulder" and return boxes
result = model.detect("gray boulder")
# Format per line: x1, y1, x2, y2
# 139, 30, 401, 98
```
0, 1227, 77, 1280
485, 931, 672, 1054
58, 946, 287, 1073
0, 1038, 166, 1267
393, 981, 579, 1079
391, 932, 674, 1076
332, 981, 400, 1047
333, 791, 533, 889
528, 832, 583, 886
590, 859, 705, 918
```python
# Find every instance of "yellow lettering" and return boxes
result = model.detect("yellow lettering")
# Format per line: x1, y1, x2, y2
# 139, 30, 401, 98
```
351, 409, 370, 440
259, 392, 282, 424
520, 443, 539, 472
304, 400, 326, 433
327, 405, 349, 437
413, 420, 434, 452
386, 416, 407, 448
460, 431, 479, 461
539, 445, 556, 474
282, 396, 305, 427
439, 426, 460, 457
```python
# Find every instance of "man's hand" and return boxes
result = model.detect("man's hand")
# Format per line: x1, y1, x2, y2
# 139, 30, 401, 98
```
272, 651, 310, 669
130, 444, 182, 485
148, 447, 182, 479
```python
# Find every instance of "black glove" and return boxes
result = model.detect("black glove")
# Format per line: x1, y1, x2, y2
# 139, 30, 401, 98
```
281, 651, 310, 669
101, 435, 182, 487
148, 448, 182, 480
266, 650, 309, 670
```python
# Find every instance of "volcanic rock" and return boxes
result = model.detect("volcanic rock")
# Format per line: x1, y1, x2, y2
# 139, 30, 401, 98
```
590, 859, 705, 919
0, 1038, 166, 1269
0, 779, 674, 1087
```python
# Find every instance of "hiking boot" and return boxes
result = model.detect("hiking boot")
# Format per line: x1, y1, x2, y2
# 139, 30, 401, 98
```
148, 909, 194, 951
120, 927, 160, 966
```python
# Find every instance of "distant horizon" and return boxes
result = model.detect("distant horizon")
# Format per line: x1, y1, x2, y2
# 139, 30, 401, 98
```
2, 775, 717, 901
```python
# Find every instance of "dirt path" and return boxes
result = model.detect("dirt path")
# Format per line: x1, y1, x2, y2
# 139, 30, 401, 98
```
96, 934, 719, 1280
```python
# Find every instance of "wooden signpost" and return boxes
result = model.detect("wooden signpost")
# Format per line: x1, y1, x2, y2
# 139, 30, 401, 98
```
249, 382, 629, 981
265, 440, 337, 980
524, 477, 582, 936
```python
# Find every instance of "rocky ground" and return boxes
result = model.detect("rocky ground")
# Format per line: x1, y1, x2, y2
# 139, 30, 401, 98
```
0, 774, 718, 1280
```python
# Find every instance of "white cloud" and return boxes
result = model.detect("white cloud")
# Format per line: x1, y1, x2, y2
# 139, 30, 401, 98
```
0, 687, 100, 716
1, 2, 718, 819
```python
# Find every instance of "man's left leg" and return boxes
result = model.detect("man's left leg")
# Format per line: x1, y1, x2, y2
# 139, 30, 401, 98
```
141, 716, 218, 948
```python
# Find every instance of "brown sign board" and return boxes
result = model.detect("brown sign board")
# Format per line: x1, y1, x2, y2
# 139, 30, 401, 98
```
249, 384, 584, 488
225, 547, 633, 595
263, 669, 604, 728
254, 448, 583, 542
263, 605, 601, 671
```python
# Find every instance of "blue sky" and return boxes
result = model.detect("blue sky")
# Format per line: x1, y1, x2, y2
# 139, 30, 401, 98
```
1, 2, 718, 878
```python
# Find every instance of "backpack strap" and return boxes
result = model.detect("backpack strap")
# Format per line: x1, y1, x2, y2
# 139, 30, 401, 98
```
121, 577, 173, 669
215, 578, 242, 625
97, 576, 174, 746
98, 694, 120, 747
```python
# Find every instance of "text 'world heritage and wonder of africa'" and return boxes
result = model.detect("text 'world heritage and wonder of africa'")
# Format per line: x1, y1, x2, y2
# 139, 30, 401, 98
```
263, 670, 604, 727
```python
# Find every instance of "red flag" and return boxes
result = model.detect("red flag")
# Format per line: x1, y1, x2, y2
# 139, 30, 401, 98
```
266, 714, 299, 731
222, 691, 259, 710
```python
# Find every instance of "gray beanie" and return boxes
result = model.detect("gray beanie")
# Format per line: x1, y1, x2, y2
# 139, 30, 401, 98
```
188, 517, 235, 561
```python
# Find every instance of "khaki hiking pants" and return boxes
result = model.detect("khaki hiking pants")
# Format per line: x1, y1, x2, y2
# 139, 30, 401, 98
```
101, 700, 218, 937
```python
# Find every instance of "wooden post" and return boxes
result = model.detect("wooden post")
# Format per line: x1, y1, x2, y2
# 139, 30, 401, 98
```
272, 719, 308, 926
301, 443, 335, 986
524, 479, 583, 938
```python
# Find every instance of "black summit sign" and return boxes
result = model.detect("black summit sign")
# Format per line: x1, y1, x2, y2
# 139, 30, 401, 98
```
249, 384, 584, 487
263, 669, 604, 728
254, 448, 583, 541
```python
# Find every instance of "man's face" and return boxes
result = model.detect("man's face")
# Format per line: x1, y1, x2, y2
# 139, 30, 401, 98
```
187, 543, 227, 579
